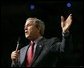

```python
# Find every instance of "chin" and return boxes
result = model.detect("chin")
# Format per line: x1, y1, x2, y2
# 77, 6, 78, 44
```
25, 35, 29, 38
25, 35, 31, 40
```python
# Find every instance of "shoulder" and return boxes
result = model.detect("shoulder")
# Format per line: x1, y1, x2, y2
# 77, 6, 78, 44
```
46, 37, 60, 43
20, 45, 28, 52
42, 37, 60, 50
42, 37, 60, 46
42, 37, 59, 41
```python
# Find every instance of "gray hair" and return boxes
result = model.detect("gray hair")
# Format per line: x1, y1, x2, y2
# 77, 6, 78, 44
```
26, 18, 45, 35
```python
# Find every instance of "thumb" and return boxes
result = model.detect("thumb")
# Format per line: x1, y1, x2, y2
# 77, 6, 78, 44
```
18, 50, 20, 53
61, 16, 64, 22
61, 16, 64, 28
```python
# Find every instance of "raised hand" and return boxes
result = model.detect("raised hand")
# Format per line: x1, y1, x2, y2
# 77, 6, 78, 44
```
61, 14, 72, 33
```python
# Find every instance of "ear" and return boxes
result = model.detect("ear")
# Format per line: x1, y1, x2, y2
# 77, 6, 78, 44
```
37, 27, 41, 32
37, 27, 41, 35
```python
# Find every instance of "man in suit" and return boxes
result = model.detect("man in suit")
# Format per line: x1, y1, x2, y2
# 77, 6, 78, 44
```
11, 14, 72, 67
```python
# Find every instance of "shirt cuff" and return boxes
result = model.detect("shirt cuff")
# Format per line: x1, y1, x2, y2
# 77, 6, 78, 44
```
62, 31, 69, 37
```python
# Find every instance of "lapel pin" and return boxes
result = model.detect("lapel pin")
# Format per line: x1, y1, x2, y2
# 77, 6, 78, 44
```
39, 45, 42, 48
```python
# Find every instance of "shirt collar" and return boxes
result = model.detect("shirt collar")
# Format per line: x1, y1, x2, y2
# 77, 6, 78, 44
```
33, 36, 43, 44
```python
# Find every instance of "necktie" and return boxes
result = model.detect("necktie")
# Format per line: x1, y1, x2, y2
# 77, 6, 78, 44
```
26, 41, 35, 67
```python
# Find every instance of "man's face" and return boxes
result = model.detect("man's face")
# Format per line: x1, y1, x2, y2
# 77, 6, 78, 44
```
24, 20, 40, 40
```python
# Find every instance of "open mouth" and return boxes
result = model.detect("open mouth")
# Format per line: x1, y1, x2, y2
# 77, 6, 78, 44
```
25, 30, 28, 33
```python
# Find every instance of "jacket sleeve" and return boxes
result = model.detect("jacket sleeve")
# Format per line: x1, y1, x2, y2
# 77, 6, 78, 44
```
11, 52, 20, 67
59, 32, 70, 52
11, 60, 20, 67
51, 31, 72, 53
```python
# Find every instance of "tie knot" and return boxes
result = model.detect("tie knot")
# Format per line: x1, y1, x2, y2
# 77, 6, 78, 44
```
30, 41, 35, 46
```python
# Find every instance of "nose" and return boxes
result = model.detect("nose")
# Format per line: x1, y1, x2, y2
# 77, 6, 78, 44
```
24, 26, 27, 30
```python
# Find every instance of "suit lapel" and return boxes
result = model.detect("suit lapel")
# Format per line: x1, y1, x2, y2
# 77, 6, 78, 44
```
20, 45, 29, 65
31, 38, 46, 65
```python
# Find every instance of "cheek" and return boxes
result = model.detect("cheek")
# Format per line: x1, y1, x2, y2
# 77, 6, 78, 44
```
28, 26, 39, 35
33, 27, 39, 33
30, 29, 37, 36
28, 27, 35, 35
29, 27, 33, 32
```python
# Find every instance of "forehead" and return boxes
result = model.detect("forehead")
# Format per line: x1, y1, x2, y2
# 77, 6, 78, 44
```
25, 20, 35, 26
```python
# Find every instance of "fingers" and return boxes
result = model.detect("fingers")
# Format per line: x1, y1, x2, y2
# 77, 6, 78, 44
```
68, 14, 72, 24
65, 14, 72, 27
70, 14, 72, 16
61, 14, 72, 33
67, 14, 72, 20
61, 14, 72, 22
11, 50, 19, 61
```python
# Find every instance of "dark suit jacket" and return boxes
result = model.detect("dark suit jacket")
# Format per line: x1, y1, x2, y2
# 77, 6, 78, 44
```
11, 32, 71, 67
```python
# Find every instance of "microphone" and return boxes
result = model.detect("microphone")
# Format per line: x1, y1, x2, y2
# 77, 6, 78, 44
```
12, 37, 20, 66
16, 37, 20, 51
